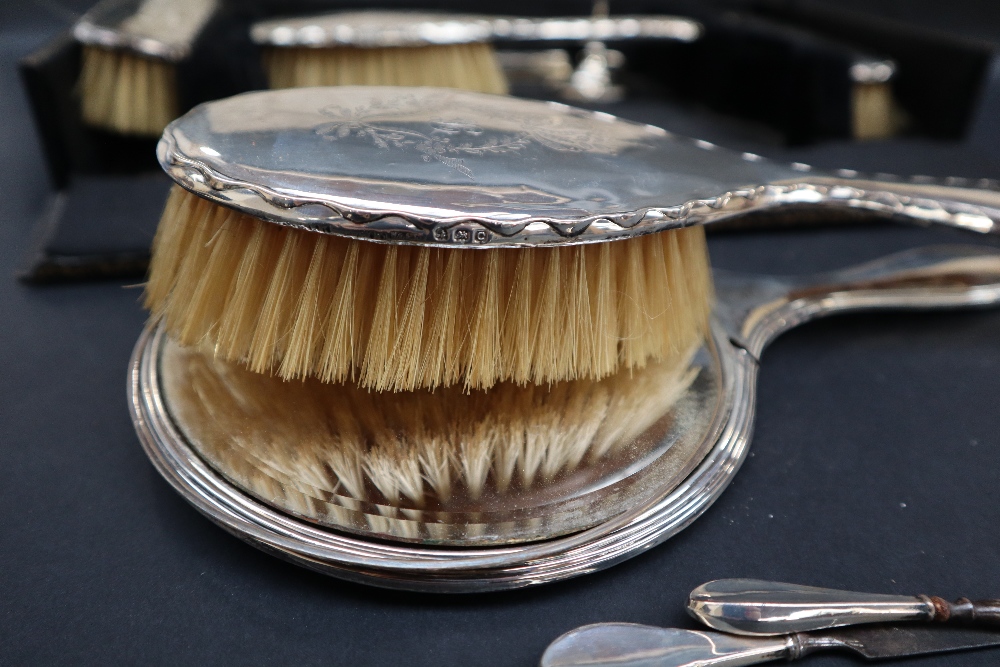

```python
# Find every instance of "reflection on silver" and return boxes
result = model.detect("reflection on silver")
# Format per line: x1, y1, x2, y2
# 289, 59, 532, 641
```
159, 87, 1000, 248
129, 245, 1000, 591
496, 49, 575, 87
156, 336, 711, 547
250, 12, 701, 48
688, 579, 932, 636
73, 0, 218, 61
564, 41, 625, 103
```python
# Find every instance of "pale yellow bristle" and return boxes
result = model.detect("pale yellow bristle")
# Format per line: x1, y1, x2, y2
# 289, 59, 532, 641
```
365, 446, 404, 505
249, 230, 314, 374
279, 236, 336, 379
262, 43, 509, 95
464, 251, 503, 391
163, 338, 702, 514
144, 186, 197, 307
146, 188, 713, 393
79, 45, 178, 136
492, 415, 521, 494
852, 81, 904, 141
318, 240, 360, 383
419, 438, 453, 502
501, 250, 534, 381
389, 248, 431, 390
459, 427, 495, 501
359, 245, 400, 390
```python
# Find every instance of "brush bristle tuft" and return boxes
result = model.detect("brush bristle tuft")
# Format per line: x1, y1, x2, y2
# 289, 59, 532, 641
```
79, 45, 178, 136
263, 43, 509, 94
851, 81, 904, 141
146, 187, 713, 392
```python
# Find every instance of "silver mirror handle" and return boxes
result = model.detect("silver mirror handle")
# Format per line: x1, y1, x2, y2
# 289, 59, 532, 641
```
793, 176, 1000, 235
714, 244, 1000, 360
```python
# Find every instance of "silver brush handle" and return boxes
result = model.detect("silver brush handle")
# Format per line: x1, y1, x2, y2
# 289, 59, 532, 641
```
714, 244, 1000, 359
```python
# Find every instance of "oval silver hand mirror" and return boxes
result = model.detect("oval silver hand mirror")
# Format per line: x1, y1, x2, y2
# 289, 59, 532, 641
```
132, 87, 1000, 592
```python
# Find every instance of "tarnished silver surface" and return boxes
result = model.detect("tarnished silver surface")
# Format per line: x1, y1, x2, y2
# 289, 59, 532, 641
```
73, 0, 218, 61
540, 623, 1000, 666
128, 245, 1000, 591
688, 579, 932, 636
250, 12, 700, 48
158, 87, 1000, 247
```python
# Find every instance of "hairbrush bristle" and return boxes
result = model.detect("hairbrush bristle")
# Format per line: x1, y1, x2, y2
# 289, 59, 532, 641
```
262, 43, 508, 94
163, 338, 700, 516
79, 45, 178, 136
146, 187, 713, 392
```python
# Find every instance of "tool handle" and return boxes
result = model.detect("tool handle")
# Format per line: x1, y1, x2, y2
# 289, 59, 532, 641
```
688, 579, 930, 636
935, 598, 1000, 626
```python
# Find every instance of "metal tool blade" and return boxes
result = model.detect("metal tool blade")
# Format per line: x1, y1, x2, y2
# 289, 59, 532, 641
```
817, 623, 1000, 660
540, 624, 790, 667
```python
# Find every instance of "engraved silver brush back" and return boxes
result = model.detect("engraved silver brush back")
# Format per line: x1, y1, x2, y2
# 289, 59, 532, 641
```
158, 86, 1000, 248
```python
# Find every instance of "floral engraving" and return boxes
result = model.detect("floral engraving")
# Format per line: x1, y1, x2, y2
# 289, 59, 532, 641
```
314, 95, 622, 179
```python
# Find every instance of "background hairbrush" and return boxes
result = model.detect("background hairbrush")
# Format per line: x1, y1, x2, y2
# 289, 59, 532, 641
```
73, 0, 221, 137
5, 1, 1000, 665
18, 0, 1000, 281
253, 11, 509, 93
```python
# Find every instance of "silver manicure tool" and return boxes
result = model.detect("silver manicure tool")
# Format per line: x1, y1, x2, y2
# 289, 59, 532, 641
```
541, 622, 1000, 667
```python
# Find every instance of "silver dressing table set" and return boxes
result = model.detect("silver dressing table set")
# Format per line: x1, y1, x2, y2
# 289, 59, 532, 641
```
129, 86, 1000, 593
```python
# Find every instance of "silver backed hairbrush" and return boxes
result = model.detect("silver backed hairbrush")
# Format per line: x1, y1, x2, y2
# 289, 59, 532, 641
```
249, 11, 700, 95
157, 88, 1000, 247
73, 0, 219, 136
132, 87, 1000, 592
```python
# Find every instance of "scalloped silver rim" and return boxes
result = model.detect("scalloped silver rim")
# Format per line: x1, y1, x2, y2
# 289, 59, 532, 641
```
158, 129, 746, 247
158, 123, 1000, 247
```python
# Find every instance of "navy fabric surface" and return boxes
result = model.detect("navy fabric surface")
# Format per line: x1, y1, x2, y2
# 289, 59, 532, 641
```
3, 4, 1000, 666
